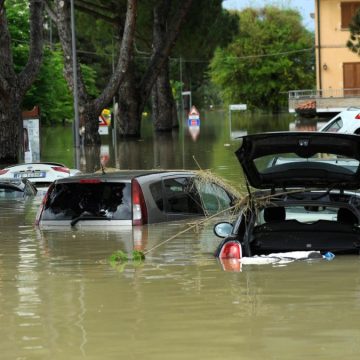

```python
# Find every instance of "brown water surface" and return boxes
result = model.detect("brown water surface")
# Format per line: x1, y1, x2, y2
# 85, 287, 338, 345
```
2, 111, 359, 359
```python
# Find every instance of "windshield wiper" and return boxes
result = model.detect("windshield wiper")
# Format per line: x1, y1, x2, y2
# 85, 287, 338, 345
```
70, 213, 108, 227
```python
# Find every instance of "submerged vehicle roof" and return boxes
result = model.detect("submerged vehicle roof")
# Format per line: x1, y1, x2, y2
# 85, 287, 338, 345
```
54, 169, 196, 183
235, 132, 360, 189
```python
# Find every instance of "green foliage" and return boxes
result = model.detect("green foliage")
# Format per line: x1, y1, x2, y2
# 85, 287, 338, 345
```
108, 249, 145, 272
23, 48, 73, 124
172, 1, 239, 108
109, 250, 129, 263
132, 250, 145, 262
6, 0, 30, 73
209, 6, 315, 112
7, 0, 100, 124
347, 8, 360, 54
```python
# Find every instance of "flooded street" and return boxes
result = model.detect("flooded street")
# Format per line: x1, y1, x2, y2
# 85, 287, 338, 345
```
2, 111, 360, 359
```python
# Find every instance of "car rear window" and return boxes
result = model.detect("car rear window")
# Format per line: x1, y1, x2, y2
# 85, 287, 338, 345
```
42, 182, 131, 220
257, 153, 359, 175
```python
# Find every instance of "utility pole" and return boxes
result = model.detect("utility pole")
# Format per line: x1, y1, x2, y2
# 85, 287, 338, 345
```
70, 0, 80, 169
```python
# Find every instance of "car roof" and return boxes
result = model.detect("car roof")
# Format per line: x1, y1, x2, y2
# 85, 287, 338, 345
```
235, 131, 360, 189
322, 108, 360, 126
52, 169, 196, 184
3, 162, 66, 169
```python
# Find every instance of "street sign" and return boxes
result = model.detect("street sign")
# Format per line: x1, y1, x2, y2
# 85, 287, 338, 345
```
187, 106, 200, 141
188, 105, 200, 117
188, 118, 200, 127
188, 106, 200, 123
229, 104, 247, 111
98, 109, 110, 135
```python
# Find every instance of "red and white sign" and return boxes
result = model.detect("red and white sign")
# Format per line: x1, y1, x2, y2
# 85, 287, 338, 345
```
187, 106, 200, 141
98, 114, 109, 135
188, 106, 200, 120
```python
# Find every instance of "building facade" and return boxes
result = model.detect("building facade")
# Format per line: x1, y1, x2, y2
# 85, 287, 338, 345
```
289, 0, 360, 114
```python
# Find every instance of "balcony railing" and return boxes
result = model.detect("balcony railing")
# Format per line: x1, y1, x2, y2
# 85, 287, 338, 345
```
288, 88, 360, 113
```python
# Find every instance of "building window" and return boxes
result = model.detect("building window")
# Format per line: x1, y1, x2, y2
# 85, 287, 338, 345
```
341, 2, 360, 29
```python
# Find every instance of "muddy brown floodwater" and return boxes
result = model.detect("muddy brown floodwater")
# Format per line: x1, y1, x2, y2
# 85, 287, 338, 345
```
2, 111, 360, 359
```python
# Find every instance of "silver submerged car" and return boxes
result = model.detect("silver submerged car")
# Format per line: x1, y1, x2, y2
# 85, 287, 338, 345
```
35, 170, 237, 227
215, 132, 360, 258
0, 178, 37, 199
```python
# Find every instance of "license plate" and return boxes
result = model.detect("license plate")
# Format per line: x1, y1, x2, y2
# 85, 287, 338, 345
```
14, 171, 46, 179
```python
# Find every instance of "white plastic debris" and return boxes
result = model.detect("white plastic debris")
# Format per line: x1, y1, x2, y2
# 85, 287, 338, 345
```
240, 251, 323, 265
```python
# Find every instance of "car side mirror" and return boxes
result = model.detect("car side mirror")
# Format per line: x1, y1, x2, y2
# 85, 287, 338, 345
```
214, 222, 233, 238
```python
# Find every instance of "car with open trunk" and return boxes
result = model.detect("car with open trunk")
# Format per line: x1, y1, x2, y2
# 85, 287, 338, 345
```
214, 132, 360, 258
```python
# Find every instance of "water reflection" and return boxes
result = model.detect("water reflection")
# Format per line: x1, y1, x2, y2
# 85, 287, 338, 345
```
289, 117, 328, 132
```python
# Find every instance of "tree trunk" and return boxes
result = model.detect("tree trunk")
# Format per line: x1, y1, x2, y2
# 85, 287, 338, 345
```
51, 0, 137, 145
0, 0, 44, 164
152, 60, 178, 131
118, 0, 192, 137
82, 104, 101, 146
117, 63, 141, 137
151, 2, 177, 132
0, 100, 22, 164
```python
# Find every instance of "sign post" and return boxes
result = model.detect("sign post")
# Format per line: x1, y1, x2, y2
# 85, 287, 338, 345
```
182, 91, 192, 111
229, 104, 247, 139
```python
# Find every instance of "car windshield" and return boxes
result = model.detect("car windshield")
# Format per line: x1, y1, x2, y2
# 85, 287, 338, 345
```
255, 152, 360, 174
42, 182, 131, 221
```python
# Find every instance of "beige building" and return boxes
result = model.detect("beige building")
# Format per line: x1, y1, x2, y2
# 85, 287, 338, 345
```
289, 0, 360, 114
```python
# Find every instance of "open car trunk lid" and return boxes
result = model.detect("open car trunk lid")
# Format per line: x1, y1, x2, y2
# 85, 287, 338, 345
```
235, 132, 360, 189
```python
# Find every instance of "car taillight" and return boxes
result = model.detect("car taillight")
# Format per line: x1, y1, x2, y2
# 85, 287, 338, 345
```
0, 169, 9, 175
355, 114, 360, 119
52, 166, 70, 174
35, 183, 54, 225
219, 241, 242, 259
131, 179, 148, 226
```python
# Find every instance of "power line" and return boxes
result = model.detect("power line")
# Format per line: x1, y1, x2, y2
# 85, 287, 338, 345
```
225, 47, 314, 61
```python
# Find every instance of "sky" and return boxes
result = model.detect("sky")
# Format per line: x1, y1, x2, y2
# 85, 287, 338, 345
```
222, 0, 315, 30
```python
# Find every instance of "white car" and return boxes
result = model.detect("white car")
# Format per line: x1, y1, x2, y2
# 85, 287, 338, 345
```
319, 107, 360, 134
0, 162, 80, 188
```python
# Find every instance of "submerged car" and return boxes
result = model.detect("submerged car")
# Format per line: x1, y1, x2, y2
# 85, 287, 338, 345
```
0, 178, 37, 199
214, 132, 360, 258
0, 162, 79, 188
318, 107, 360, 134
35, 170, 237, 227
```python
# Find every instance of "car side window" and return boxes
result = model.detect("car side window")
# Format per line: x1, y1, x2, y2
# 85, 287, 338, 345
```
195, 180, 232, 215
163, 177, 203, 214
322, 117, 343, 132
149, 181, 164, 211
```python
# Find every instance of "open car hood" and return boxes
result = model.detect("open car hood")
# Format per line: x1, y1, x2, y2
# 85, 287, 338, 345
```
235, 132, 360, 189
